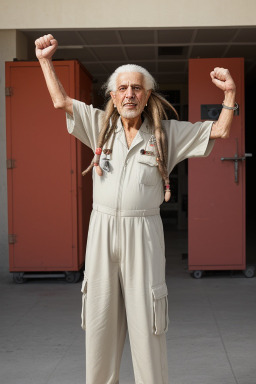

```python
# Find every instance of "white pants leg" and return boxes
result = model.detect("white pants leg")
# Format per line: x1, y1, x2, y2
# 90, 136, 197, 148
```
82, 209, 169, 384
83, 210, 127, 384
119, 214, 169, 384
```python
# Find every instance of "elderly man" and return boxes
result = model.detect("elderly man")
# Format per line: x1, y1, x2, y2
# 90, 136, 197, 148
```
35, 34, 236, 384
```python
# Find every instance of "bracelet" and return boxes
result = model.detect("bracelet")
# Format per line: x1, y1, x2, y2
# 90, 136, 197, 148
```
222, 102, 239, 110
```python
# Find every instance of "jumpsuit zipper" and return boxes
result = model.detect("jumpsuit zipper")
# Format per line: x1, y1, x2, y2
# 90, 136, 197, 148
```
116, 159, 128, 261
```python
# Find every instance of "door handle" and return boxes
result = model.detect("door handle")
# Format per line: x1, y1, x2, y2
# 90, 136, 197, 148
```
221, 153, 252, 183
221, 153, 252, 161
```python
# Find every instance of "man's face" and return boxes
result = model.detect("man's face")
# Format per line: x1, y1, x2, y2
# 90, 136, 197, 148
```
110, 72, 151, 119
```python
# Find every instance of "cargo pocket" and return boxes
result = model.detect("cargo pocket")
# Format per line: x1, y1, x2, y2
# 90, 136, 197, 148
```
152, 282, 169, 335
137, 153, 161, 186
81, 272, 88, 331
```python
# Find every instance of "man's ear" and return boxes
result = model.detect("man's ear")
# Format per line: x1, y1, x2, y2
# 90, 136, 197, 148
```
110, 91, 116, 104
146, 89, 152, 103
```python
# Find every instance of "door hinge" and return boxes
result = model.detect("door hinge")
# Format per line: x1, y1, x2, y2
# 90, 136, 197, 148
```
5, 87, 13, 97
8, 234, 17, 244
6, 159, 16, 169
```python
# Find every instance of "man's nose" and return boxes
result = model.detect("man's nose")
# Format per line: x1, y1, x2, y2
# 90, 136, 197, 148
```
125, 86, 134, 98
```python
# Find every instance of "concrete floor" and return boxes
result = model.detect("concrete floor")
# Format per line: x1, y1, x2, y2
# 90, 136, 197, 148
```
0, 225, 256, 384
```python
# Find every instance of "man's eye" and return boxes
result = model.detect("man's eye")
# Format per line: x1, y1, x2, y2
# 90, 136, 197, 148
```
119, 87, 126, 91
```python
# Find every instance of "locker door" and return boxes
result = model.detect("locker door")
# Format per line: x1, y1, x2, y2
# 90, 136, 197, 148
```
6, 61, 81, 271
188, 58, 246, 273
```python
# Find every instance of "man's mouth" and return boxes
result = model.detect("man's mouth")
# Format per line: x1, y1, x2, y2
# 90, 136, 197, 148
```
123, 103, 137, 108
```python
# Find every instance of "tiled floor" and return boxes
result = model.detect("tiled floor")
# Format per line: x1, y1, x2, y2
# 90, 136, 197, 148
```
0, 225, 256, 384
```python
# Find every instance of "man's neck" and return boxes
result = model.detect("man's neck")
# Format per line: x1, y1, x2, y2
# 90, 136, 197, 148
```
121, 115, 142, 131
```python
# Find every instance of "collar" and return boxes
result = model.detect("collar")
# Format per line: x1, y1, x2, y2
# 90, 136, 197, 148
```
115, 114, 153, 134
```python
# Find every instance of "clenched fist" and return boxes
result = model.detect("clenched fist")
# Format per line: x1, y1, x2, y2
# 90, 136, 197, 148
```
35, 34, 58, 60
210, 67, 236, 93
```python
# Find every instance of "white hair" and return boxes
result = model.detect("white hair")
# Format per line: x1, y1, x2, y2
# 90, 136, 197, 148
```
104, 64, 157, 94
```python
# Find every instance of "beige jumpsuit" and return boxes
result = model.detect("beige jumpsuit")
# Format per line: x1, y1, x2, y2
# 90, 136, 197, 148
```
66, 100, 214, 384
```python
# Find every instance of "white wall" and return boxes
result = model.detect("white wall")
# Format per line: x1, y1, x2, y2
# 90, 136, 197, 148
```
1, 0, 256, 29
0, 31, 28, 271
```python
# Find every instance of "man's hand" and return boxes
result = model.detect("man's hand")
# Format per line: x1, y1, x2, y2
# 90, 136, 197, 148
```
210, 67, 236, 94
35, 34, 58, 60
209, 67, 236, 139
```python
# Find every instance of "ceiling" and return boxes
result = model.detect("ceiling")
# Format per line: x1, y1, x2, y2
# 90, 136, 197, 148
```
23, 27, 256, 88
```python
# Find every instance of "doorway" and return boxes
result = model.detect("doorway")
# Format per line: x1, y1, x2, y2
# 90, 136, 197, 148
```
245, 77, 256, 266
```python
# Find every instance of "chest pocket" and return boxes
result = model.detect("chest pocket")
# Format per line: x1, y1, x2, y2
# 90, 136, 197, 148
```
137, 153, 161, 186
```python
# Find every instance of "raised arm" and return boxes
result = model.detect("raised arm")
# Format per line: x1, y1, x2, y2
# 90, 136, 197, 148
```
35, 34, 73, 116
209, 67, 236, 139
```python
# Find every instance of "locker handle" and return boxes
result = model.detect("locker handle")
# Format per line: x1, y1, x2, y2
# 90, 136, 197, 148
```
221, 153, 252, 183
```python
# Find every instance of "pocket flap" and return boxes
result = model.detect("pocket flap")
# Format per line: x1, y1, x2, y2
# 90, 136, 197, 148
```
81, 272, 88, 294
137, 153, 158, 167
152, 282, 168, 300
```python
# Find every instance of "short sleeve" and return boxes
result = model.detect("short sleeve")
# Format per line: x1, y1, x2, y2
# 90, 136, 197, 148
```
163, 119, 215, 173
66, 99, 104, 150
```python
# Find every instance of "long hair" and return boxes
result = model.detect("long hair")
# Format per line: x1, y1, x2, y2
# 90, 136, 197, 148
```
82, 65, 179, 200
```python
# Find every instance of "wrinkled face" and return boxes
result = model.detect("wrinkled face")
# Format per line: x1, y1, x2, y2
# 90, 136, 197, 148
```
110, 72, 151, 119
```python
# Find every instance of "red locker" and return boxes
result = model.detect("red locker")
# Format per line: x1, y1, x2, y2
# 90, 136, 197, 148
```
6, 60, 93, 283
188, 58, 254, 278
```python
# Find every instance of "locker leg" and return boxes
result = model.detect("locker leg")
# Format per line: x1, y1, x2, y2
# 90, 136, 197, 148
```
65, 271, 81, 283
192, 270, 203, 279
13, 272, 27, 284
243, 266, 255, 278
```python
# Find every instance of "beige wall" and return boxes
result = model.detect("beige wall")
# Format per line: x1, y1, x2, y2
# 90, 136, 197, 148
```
0, 30, 28, 271
1, 0, 256, 29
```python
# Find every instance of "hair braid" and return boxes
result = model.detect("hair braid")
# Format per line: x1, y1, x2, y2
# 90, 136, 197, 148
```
82, 98, 119, 176
145, 91, 179, 201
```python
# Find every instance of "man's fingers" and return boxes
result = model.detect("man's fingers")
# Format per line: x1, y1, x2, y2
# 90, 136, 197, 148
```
43, 35, 52, 48
210, 71, 215, 81
211, 67, 230, 81
41, 36, 47, 49
46, 34, 54, 41
35, 38, 43, 49
50, 39, 58, 48
211, 78, 223, 88
35, 37, 46, 49
35, 34, 55, 49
